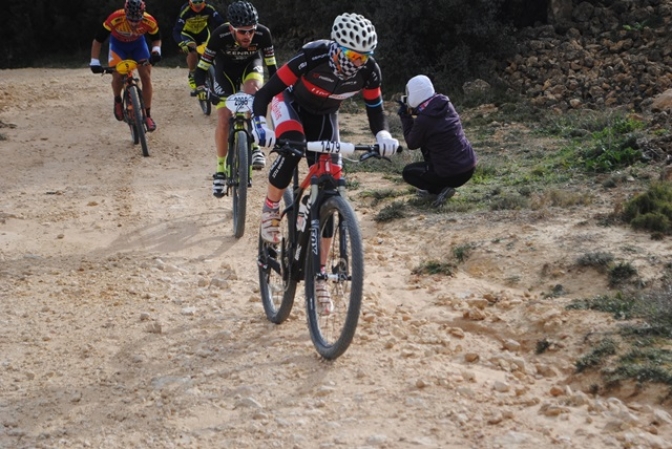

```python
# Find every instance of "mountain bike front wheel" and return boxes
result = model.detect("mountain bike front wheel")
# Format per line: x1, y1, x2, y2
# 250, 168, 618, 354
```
305, 195, 364, 360
258, 190, 296, 324
127, 85, 149, 157
231, 130, 249, 238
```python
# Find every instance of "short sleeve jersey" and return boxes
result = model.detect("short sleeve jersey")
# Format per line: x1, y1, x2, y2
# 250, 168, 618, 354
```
202, 23, 276, 69
104, 9, 160, 43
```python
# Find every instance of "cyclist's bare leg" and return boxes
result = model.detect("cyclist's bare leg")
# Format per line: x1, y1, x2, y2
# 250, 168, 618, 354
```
266, 185, 283, 204
186, 51, 199, 72
216, 106, 233, 159
138, 65, 153, 110
111, 73, 123, 98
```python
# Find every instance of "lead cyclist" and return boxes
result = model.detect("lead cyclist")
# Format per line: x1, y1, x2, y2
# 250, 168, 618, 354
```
251, 12, 399, 315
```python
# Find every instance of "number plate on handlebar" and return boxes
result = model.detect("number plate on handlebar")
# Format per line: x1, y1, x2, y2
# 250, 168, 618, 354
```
225, 92, 254, 114
115, 60, 138, 75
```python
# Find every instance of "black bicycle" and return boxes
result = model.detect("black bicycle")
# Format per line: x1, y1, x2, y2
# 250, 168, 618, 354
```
257, 140, 399, 360
205, 90, 255, 238
103, 59, 149, 157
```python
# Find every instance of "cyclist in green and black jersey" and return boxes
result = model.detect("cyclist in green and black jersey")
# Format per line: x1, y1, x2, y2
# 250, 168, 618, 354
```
194, 1, 277, 197
172, 0, 224, 91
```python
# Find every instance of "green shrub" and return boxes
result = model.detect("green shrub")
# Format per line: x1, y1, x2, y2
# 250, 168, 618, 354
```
622, 182, 672, 234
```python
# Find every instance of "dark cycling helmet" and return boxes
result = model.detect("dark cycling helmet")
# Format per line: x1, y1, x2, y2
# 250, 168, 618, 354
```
227, 1, 258, 27
125, 0, 146, 21
331, 13, 377, 53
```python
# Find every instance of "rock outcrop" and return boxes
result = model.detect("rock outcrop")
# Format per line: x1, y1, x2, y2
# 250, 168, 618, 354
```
500, 0, 672, 112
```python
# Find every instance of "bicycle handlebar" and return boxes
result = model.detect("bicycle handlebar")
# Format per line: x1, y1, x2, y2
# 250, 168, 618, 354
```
101, 60, 152, 75
274, 139, 403, 162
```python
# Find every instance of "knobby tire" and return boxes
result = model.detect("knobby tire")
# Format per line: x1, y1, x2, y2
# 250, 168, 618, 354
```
305, 195, 363, 360
129, 85, 149, 157
199, 66, 214, 116
258, 190, 296, 324
232, 131, 249, 238
124, 87, 139, 146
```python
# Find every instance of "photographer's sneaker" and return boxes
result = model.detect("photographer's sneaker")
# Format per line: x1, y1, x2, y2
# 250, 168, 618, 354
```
432, 186, 456, 207
251, 148, 266, 170
315, 279, 334, 316
212, 172, 226, 198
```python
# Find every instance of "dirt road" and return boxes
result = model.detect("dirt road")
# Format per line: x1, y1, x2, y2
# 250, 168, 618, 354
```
1, 68, 672, 449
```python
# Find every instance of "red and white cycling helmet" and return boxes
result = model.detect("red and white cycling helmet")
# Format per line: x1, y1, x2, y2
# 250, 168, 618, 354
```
331, 13, 377, 53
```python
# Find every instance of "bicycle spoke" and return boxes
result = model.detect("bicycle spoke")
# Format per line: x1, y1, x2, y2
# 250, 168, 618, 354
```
305, 196, 363, 360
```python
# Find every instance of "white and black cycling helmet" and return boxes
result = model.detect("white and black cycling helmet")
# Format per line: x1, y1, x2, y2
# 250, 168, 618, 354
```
228, 1, 258, 27
125, 0, 145, 21
331, 13, 377, 53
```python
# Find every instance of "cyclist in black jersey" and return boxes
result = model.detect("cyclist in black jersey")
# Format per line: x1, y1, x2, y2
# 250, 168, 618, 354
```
251, 13, 399, 314
193, 1, 278, 198
172, 0, 224, 91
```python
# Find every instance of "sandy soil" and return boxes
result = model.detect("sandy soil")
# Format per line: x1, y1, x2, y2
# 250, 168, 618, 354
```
1, 68, 672, 449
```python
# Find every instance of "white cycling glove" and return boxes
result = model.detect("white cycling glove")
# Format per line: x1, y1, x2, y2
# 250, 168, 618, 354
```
376, 130, 399, 157
252, 116, 276, 148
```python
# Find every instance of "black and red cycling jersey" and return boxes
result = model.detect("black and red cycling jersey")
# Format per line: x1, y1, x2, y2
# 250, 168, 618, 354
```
197, 22, 277, 77
252, 39, 386, 135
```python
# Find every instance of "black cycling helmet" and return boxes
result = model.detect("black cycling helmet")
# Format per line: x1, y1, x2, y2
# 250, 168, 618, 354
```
125, 0, 145, 21
227, 1, 258, 27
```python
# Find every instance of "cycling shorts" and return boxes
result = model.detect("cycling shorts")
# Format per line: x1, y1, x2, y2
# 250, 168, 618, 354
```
109, 36, 150, 66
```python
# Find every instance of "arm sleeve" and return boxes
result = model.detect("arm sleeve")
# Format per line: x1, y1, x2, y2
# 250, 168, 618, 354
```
173, 17, 186, 44
362, 87, 386, 135
94, 25, 110, 43
252, 72, 288, 117
252, 51, 304, 117
210, 7, 225, 28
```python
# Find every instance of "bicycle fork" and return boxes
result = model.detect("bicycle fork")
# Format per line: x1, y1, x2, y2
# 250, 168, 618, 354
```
306, 178, 330, 284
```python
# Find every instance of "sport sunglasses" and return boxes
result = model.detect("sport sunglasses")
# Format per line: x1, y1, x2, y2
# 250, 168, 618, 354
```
340, 46, 373, 64
234, 27, 256, 36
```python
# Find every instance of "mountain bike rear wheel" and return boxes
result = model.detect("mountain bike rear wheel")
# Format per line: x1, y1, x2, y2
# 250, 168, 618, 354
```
199, 66, 214, 116
258, 190, 296, 324
128, 85, 149, 157
231, 130, 249, 238
305, 195, 363, 360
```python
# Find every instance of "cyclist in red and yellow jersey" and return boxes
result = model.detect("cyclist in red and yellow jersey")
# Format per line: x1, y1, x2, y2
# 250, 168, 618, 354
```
89, 0, 162, 132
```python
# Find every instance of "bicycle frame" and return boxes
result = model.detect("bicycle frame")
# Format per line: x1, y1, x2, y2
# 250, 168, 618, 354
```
286, 152, 346, 284
258, 140, 388, 359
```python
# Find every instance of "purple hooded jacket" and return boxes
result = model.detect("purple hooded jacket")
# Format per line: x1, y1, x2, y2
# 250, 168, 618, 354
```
399, 94, 476, 177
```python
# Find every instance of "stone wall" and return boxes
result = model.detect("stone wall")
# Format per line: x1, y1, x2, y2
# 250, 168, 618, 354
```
500, 0, 672, 112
